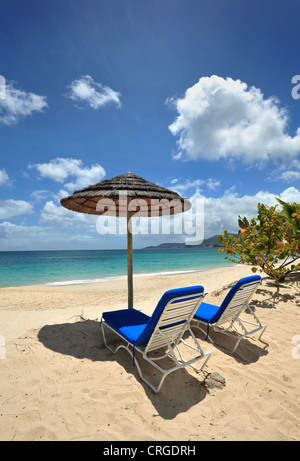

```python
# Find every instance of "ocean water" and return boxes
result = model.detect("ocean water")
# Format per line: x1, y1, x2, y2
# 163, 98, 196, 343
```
0, 248, 232, 288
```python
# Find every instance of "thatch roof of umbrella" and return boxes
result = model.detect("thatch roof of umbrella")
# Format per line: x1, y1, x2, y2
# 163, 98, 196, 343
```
60, 172, 191, 308
60, 172, 191, 216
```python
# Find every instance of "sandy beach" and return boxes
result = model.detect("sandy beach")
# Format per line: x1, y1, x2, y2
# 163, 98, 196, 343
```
0, 264, 299, 441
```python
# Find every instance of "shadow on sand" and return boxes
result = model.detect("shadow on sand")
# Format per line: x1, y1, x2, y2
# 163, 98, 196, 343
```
253, 272, 300, 309
38, 319, 209, 419
190, 325, 269, 365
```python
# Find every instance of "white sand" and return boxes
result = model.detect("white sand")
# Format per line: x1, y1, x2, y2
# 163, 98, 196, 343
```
0, 264, 299, 441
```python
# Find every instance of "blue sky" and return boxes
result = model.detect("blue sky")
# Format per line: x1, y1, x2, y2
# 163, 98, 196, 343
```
0, 0, 300, 250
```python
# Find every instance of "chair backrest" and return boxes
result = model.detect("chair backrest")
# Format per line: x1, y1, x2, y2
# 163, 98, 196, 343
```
141, 286, 205, 353
215, 275, 261, 326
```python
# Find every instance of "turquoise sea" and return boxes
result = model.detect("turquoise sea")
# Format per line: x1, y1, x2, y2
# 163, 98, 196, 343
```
0, 248, 232, 288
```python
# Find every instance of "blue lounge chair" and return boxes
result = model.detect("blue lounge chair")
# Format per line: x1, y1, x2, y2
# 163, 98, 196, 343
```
100, 286, 211, 393
192, 275, 266, 354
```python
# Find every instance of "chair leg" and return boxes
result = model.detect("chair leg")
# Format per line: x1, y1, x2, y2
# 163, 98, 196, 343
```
191, 321, 215, 345
258, 324, 267, 341
101, 320, 116, 354
179, 326, 211, 371
192, 318, 267, 354
101, 320, 173, 393
101, 319, 210, 393
230, 336, 243, 354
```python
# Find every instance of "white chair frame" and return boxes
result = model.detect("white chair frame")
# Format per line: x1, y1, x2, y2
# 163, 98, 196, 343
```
101, 292, 211, 393
192, 279, 267, 354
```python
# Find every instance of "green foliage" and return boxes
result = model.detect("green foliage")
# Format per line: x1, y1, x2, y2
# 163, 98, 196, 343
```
276, 197, 300, 234
218, 201, 300, 285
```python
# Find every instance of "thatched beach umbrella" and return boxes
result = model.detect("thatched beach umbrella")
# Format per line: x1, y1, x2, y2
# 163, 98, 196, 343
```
60, 172, 191, 308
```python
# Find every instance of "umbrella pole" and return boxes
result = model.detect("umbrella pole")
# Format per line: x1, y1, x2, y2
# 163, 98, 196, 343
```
127, 196, 133, 309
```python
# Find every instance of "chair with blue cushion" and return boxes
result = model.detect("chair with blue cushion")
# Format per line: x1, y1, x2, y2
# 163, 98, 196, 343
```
192, 275, 266, 354
100, 286, 211, 393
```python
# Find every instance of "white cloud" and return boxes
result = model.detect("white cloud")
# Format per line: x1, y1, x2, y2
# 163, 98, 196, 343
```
53, 189, 70, 202
0, 169, 10, 186
171, 178, 204, 193
0, 79, 47, 125
29, 157, 106, 191
30, 190, 50, 202
67, 75, 121, 109
0, 221, 100, 251
40, 200, 93, 226
1, 187, 299, 250
278, 186, 300, 203
0, 199, 33, 220
281, 171, 300, 181
279, 170, 300, 181
275, 159, 300, 182
169, 177, 221, 194
189, 186, 300, 238
206, 178, 221, 190
168, 75, 300, 165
